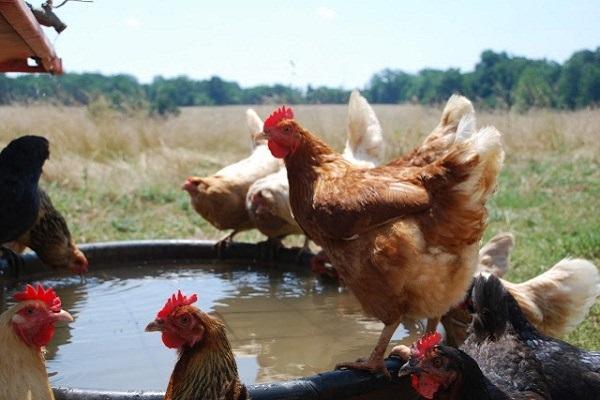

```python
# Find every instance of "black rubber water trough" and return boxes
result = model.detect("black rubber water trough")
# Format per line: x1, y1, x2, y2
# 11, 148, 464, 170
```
1, 240, 418, 400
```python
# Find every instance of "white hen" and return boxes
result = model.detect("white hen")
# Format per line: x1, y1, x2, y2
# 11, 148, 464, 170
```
182, 109, 282, 247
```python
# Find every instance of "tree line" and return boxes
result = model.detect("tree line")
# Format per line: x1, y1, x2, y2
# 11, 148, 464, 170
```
0, 48, 598, 115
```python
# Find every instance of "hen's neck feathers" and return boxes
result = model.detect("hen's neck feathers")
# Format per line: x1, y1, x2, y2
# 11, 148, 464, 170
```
285, 128, 346, 172
166, 319, 245, 400
502, 290, 540, 339
284, 127, 349, 194
439, 351, 509, 400
0, 310, 55, 400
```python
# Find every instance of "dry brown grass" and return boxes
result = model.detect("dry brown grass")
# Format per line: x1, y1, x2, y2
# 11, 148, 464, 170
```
1, 104, 598, 194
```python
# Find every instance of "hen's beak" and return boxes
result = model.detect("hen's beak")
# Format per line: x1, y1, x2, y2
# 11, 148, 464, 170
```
253, 131, 268, 142
145, 319, 164, 332
182, 178, 198, 192
51, 309, 74, 323
398, 360, 420, 378
71, 250, 89, 276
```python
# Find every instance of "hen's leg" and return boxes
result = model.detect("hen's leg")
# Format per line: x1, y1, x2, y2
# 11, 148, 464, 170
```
294, 236, 312, 263
335, 320, 400, 377
425, 317, 440, 333
215, 230, 237, 259
258, 236, 283, 261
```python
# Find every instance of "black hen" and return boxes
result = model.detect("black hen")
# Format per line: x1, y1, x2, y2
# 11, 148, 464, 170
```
0, 135, 49, 246
400, 342, 548, 399
399, 328, 550, 399
7, 188, 89, 275
468, 273, 600, 399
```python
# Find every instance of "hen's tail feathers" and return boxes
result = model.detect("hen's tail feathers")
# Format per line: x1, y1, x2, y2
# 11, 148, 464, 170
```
455, 112, 478, 143
424, 95, 475, 144
246, 109, 265, 148
478, 232, 515, 278
504, 258, 600, 337
451, 119, 505, 207
342, 90, 385, 168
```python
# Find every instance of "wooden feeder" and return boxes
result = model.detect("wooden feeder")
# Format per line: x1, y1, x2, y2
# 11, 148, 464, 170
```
0, 0, 63, 74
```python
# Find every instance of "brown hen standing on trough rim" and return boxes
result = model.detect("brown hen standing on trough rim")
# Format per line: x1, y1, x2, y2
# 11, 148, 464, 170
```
145, 290, 248, 400
255, 106, 504, 375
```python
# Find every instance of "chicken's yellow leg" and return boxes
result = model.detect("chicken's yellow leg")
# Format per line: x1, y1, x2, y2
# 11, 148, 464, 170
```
335, 320, 400, 377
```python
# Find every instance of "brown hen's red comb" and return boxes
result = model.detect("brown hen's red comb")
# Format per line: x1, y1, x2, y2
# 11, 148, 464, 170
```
264, 106, 294, 129
413, 331, 442, 358
157, 290, 198, 319
13, 284, 61, 313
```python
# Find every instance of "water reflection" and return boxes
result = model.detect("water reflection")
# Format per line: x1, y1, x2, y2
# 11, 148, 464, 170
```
4, 263, 421, 390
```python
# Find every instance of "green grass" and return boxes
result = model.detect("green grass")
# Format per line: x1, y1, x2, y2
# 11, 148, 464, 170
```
2, 104, 600, 349
483, 153, 600, 349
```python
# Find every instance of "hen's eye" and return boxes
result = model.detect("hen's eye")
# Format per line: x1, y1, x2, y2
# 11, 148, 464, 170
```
283, 126, 291, 134
179, 315, 190, 325
432, 357, 443, 368
27, 308, 35, 315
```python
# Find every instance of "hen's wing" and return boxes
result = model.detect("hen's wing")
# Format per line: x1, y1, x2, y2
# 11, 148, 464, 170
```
310, 167, 431, 239
0, 176, 40, 243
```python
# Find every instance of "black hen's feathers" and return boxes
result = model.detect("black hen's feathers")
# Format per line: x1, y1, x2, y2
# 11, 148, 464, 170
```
0, 136, 49, 244
468, 274, 600, 400
459, 274, 552, 399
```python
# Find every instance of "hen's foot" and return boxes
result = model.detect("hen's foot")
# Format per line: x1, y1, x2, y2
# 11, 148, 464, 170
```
335, 358, 390, 378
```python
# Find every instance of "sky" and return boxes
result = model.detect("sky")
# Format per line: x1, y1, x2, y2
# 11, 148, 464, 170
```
44, 0, 600, 89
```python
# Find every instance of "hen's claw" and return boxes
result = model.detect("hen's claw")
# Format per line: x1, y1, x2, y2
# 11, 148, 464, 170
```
335, 358, 390, 379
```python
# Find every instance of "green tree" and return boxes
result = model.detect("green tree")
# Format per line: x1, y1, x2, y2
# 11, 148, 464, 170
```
557, 48, 600, 108
513, 67, 555, 111
366, 69, 415, 103
306, 86, 349, 104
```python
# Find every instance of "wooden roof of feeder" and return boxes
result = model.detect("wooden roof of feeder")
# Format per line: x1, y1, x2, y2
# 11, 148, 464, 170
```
0, 0, 63, 74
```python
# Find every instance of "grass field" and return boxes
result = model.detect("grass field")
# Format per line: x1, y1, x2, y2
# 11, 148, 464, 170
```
1, 103, 599, 348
